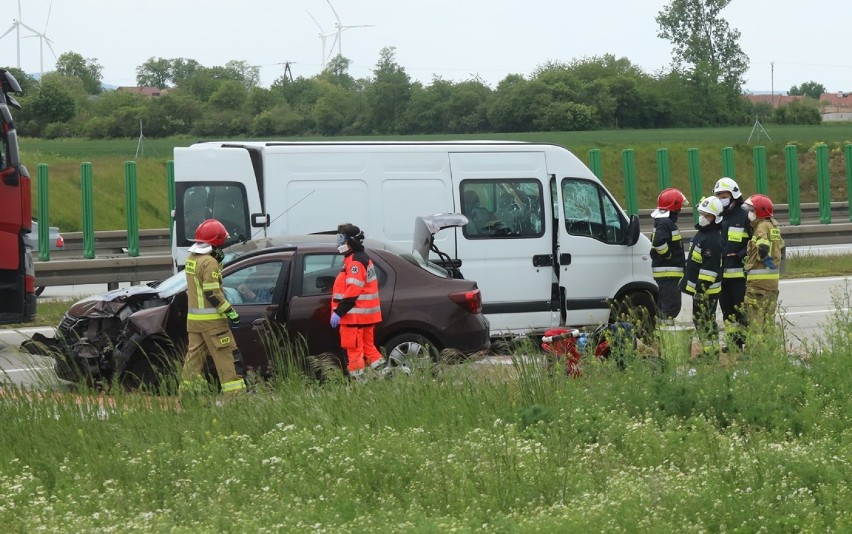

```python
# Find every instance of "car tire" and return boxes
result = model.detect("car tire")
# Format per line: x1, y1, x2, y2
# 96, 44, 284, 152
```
120, 340, 180, 393
383, 333, 439, 370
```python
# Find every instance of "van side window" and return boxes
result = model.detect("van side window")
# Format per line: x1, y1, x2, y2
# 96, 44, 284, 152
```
561, 179, 625, 244
177, 183, 250, 247
460, 180, 544, 239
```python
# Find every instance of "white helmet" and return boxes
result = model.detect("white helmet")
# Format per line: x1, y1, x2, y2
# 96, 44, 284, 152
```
697, 195, 724, 222
713, 177, 742, 199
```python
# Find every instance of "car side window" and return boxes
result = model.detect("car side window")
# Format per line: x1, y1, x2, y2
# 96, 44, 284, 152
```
223, 261, 287, 305
561, 178, 625, 244
300, 253, 387, 296
460, 179, 544, 239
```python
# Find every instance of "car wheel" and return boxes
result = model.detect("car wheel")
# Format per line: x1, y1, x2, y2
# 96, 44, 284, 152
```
35, 286, 45, 297
383, 333, 439, 370
120, 340, 180, 394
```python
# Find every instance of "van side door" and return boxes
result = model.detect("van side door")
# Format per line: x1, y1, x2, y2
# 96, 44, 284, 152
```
450, 152, 557, 334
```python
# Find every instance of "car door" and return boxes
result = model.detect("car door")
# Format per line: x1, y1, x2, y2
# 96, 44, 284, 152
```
285, 250, 394, 360
221, 254, 291, 372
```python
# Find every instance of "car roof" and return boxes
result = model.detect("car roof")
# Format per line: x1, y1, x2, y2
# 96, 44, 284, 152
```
226, 235, 392, 255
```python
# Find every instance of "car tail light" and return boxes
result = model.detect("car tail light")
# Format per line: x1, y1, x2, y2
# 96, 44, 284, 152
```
24, 274, 35, 293
449, 289, 482, 314
56, 235, 64, 248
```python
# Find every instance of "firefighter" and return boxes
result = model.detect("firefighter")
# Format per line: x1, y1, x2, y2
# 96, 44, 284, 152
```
679, 196, 724, 354
650, 187, 689, 324
330, 223, 385, 378
713, 177, 752, 349
181, 219, 246, 397
743, 194, 785, 333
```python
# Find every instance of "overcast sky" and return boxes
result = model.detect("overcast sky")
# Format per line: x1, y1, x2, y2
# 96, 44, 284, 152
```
2, 0, 850, 93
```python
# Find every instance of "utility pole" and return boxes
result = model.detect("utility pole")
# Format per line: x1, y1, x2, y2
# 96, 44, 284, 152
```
771, 61, 775, 107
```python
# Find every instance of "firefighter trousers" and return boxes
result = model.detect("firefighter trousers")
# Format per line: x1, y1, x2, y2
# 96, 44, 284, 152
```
719, 277, 747, 347
182, 326, 246, 394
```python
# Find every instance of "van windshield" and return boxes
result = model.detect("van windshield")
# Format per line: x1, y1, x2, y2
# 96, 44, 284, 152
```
178, 183, 250, 248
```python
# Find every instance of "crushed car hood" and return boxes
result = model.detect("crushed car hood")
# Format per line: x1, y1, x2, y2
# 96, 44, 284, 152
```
67, 284, 164, 319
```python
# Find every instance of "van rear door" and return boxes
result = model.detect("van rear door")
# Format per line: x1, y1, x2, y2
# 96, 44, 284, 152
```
173, 145, 265, 266
451, 152, 557, 334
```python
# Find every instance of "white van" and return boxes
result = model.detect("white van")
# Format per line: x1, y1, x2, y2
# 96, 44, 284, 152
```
172, 141, 656, 335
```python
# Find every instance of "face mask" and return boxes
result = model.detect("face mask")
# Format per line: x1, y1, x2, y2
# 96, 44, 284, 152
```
720, 198, 731, 208
748, 211, 757, 222
338, 244, 350, 254
698, 216, 712, 227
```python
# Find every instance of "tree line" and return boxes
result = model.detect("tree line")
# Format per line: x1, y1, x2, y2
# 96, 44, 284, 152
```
4, 1, 824, 140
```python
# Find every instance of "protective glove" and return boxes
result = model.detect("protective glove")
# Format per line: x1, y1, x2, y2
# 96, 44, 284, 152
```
763, 257, 777, 270
224, 308, 240, 327
330, 312, 341, 328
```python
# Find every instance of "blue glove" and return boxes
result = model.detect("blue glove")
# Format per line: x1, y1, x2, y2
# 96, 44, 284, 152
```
330, 312, 341, 328
763, 257, 777, 270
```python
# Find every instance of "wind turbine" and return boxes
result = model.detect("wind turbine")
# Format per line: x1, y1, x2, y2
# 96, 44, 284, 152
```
325, 0, 374, 64
21, 0, 57, 76
0, 0, 38, 69
307, 11, 336, 68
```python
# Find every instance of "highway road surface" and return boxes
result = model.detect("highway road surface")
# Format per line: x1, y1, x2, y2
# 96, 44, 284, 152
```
2, 276, 850, 390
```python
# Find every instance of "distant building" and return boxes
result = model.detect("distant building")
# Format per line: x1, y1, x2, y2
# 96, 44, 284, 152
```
742, 91, 852, 122
116, 86, 169, 97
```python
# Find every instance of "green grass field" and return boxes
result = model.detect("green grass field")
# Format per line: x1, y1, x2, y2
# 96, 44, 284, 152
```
21, 124, 852, 232
2, 314, 851, 531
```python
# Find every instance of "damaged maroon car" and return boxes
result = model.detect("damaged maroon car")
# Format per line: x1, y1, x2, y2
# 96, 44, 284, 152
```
26, 232, 490, 388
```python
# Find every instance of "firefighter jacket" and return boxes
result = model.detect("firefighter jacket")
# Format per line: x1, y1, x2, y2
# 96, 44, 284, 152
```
332, 250, 382, 325
745, 217, 784, 292
185, 252, 232, 333
719, 204, 752, 279
679, 222, 723, 296
650, 216, 685, 279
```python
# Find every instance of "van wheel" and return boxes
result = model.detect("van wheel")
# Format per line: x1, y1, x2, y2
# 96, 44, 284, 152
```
611, 290, 657, 339
384, 333, 439, 370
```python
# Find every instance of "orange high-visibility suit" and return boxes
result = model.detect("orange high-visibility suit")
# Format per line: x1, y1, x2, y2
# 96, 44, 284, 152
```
332, 250, 383, 376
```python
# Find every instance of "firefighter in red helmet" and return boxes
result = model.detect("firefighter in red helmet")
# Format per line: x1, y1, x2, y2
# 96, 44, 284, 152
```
743, 194, 785, 338
650, 188, 689, 324
330, 223, 385, 378
181, 219, 246, 397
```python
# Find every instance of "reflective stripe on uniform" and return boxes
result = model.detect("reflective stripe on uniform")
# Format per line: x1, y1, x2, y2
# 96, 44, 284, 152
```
334, 292, 379, 301
698, 268, 718, 283
671, 230, 682, 241
727, 227, 748, 242
188, 307, 224, 321
654, 243, 670, 254
723, 266, 746, 278
202, 282, 220, 290
221, 379, 246, 393
747, 268, 780, 280
652, 266, 683, 278
345, 277, 365, 287
346, 306, 382, 315
690, 245, 703, 263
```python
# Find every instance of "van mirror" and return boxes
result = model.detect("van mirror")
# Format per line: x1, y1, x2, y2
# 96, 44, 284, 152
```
621, 215, 640, 246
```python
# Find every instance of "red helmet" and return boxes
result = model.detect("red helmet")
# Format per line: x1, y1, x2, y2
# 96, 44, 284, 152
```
194, 219, 229, 247
656, 188, 689, 212
744, 194, 773, 218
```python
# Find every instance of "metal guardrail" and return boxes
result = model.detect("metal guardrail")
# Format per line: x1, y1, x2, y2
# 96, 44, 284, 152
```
33, 210, 852, 290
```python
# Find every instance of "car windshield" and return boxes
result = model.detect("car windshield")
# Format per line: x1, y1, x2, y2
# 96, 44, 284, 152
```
384, 243, 450, 278
152, 252, 242, 296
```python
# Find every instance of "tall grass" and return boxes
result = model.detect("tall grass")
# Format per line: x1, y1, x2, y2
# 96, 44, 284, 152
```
2, 308, 852, 531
